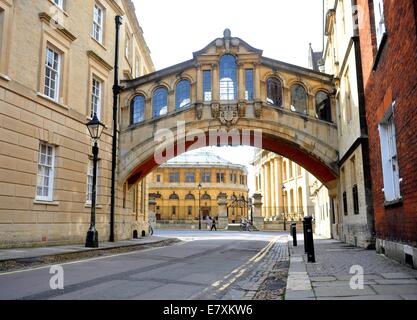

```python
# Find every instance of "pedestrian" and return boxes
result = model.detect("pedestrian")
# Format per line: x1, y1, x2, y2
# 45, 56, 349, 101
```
210, 216, 217, 231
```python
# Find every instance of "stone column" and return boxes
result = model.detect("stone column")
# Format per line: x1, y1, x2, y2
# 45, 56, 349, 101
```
264, 162, 270, 219
238, 63, 245, 101
195, 64, 202, 103
253, 62, 261, 101
261, 164, 266, 218
269, 159, 276, 217
275, 157, 283, 217
252, 193, 264, 231
307, 93, 315, 117
148, 197, 157, 229
212, 63, 219, 101
168, 89, 175, 113
217, 194, 228, 229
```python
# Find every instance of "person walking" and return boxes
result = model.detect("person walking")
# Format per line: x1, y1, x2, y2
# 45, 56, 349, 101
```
210, 216, 217, 231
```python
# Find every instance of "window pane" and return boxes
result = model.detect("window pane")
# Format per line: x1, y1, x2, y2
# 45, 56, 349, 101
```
219, 54, 237, 100
203, 70, 212, 102
266, 78, 282, 107
36, 143, 54, 200
175, 80, 191, 109
291, 85, 307, 114
131, 95, 145, 124
245, 69, 254, 101
153, 87, 168, 117
315, 91, 332, 122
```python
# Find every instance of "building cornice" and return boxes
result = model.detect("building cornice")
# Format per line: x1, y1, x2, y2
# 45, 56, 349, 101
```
38, 12, 77, 42
87, 50, 113, 71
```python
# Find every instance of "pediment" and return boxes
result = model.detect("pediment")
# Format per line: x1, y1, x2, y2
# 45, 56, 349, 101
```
193, 29, 263, 58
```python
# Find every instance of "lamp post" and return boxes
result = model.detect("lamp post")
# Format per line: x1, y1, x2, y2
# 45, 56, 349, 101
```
282, 184, 287, 231
85, 113, 105, 248
198, 183, 202, 230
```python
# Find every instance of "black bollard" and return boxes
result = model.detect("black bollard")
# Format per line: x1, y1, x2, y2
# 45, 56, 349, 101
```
304, 216, 315, 263
303, 218, 308, 254
291, 222, 297, 246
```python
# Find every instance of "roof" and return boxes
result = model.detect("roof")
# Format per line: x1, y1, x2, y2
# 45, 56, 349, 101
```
161, 149, 247, 173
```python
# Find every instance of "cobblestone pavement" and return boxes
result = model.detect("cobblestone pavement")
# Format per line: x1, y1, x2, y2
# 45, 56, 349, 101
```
192, 235, 290, 300
286, 235, 417, 300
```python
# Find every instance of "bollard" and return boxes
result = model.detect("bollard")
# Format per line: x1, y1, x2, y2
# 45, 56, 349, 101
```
303, 218, 308, 254
291, 222, 297, 246
304, 216, 315, 263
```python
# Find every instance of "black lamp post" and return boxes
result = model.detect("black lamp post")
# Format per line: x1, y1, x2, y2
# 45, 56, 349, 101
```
198, 183, 202, 230
85, 113, 105, 248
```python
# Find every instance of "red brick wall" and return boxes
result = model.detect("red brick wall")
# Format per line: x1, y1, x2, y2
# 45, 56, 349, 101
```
357, 0, 417, 245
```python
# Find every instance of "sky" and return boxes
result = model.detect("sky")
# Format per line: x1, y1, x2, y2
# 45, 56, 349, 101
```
132, 0, 325, 195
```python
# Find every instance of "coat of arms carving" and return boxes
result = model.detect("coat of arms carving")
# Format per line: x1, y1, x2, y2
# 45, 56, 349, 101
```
219, 105, 239, 126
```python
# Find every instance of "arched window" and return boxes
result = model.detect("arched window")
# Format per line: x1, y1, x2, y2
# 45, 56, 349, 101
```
315, 91, 332, 122
175, 79, 191, 109
130, 95, 145, 125
219, 54, 237, 100
169, 192, 179, 200
201, 192, 211, 200
217, 192, 227, 200
152, 87, 168, 117
266, 77, 283, 107
290, 84, 308, 114
185, 192, 195, 200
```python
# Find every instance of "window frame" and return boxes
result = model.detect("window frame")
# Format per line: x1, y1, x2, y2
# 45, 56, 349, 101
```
266, 77, 283, 107
315, 91, 332, 122
44, 46, 61, 102
53, 0, 65, 10
90, 76, 102, 119
203, 70, 212, 102
130, 95, 146, 125
86, 158, 100, 205
245, 69, 254, 101
169, 171, 180, 183
92, 3, 104, 44
175, 79, 191, 109
36, 143, 55, 202
152, 87, 168, 118
373, 0, 386, 49
290, 84, 308, 115
219, 54, 238, 101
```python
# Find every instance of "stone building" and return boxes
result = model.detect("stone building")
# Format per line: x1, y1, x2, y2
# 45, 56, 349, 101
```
148, 149, 249, 226
252, 150, 332, 238
319, 0, 375, 248
0, 0, 154, 247
355, 0, 417, 267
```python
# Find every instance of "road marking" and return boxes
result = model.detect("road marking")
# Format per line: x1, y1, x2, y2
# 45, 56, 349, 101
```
0, 241, 187, 277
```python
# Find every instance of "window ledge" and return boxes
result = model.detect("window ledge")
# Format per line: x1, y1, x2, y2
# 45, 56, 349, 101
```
373, 33, 388, 71
85, 204, 103, 209
0, 73, 11, 82
33, 200, 60, 206
36, 92, 69, 110
384, 197, 403, 208
91, 37, 107, 51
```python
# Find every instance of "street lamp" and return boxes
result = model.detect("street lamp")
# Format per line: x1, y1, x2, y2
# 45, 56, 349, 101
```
85, 113, 105, 248
198, 183, 202, 230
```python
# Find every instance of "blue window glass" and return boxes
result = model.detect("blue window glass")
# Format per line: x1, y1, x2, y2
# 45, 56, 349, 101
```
203, 70, 212, 102
175, 79, 191, 109
291, 84, 307, 114
153, 87, 168, 117
131, 95, 145, 124
219, 54, 237, 100
245, 69, 254, 101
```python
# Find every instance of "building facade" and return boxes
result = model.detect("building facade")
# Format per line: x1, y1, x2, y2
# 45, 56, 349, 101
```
252, 150, 332, 238
319, 0, 375, 248
148, 150, 249, 225
0, 0, 154, 247
356, 0, 417, 267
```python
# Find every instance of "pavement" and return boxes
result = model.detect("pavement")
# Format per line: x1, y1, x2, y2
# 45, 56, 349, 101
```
0, 230, 289, 300
285, 234, 417, 300
0, 236, 176, 262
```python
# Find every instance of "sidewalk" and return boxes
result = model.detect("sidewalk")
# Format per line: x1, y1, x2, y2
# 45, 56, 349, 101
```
0, 236, 177, 263
285, 234, 417, 300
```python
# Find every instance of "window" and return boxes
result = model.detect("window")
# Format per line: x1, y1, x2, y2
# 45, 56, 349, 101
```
175, 79, 191, 109
53, 0, 64, 10
352, 184, 359, 215
36, 143, 55, 201
169, 192, 179, 200
135, 55, 141, 77
297, 165, 302, 176
379, 106, 401, 202
219, 54, 237, 100
185, 193, 195, 200
187, 206, 193, 216
282, 162, 287, 181
169, 172, 180, 183
343, 191, 348, 215
92, 3, 104, 43
185, 172, 195, 183
156, 174, 161, 183
289, 161, 293, 179
266, 77, 282, 107
201, 192, 211, 200
131, 95, 145, 124
153, 87, 168, 117
216, 172, 225, 183
290, 84, 307, 114
245, 69, 254, 101
90, 77, 102, 119
373, 0, 386, 48
315, 91, 332, 122
86, 159, 99, 204
203, 70, 212, 102
201, 171, 211, 183
125, 32, 131, 60
44, 47, 61, 101
171, 206, 177, 215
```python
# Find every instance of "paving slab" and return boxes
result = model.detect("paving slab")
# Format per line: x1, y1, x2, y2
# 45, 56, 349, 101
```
312, 280, 376, 287
316, 295, 403, 300
400, 295, 417, 300
310, 276, 337, 282
371, 284, 417, 295
380, 272, 417, 279
285, 289, 315, 300
374, 279, 417, 285
313, 285, 376, 297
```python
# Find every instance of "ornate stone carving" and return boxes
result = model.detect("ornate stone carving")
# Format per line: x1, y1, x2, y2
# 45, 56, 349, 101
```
211, 102, 220, 118
238, 101, 246, 117
195, 103, 203, 120
254, 102, 262, 118
219, 105, 239, 127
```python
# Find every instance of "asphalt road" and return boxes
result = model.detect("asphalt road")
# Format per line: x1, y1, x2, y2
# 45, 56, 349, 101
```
0, 230, 287, 300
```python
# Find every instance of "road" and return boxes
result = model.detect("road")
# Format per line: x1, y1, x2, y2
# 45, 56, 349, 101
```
0, 231, 288, 300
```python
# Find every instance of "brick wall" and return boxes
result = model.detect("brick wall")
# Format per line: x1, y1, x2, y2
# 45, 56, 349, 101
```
357, 0, 417, 245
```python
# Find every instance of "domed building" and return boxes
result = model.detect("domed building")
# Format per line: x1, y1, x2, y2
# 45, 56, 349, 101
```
148, 149, 249, 226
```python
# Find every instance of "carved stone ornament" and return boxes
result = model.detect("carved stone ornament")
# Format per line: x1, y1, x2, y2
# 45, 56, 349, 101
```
219, 105, 239, 127
238, 102, 246, 117
211, 102, 220, 118
195, 103, 203, 120
254, 102, 262, 118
